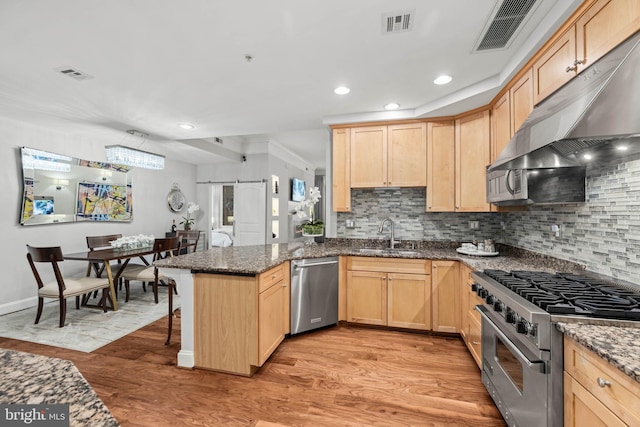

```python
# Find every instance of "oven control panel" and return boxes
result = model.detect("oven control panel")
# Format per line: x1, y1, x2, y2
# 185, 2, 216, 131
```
474, 283, 539, 344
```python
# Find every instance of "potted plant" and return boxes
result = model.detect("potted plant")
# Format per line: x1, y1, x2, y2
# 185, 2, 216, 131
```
180, 202, 200, 230
294, 186, 323, 235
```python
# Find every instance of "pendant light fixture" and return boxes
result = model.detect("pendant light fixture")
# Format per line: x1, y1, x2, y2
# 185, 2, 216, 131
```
105, 130, 165, 170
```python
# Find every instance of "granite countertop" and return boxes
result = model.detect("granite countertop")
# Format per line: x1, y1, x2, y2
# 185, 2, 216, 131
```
0, 348, 119, 426
556, 322, 640, 384
154, 239, 586, 275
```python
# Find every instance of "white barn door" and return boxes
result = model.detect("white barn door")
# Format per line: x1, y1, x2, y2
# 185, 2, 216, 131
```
232, 182, 266, 246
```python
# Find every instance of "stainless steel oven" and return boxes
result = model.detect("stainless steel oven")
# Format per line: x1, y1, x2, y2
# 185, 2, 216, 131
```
472, 269, 640, 427
478, 306, 553, 427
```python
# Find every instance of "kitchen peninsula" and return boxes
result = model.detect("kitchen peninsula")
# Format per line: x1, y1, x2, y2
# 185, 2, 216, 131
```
154, 239, 583, 374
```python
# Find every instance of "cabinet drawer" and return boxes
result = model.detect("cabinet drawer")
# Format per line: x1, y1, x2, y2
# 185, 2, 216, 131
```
564, 337, 640, 426
564, 372, 626, 427
347, 256, 430, 275
258, 263, 285, 293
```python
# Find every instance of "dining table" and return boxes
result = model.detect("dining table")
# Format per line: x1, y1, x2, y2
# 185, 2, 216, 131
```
64, 246, 155, 311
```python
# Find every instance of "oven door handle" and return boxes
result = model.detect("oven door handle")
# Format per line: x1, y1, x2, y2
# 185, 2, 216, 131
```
476, 306, 546, 373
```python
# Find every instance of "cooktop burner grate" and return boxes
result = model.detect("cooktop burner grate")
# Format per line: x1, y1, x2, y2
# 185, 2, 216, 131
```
482, 269, 640, 320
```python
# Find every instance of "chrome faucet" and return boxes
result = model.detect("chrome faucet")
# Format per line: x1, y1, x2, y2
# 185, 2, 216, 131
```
378, 217, 396, 249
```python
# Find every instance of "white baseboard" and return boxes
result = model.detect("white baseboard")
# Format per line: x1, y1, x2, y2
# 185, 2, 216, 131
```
0, 297, 38, 316
177, 350, 195, 368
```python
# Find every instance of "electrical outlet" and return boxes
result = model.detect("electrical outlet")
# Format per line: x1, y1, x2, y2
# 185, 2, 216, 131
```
345, 219, 355, 229
469, 220, 479, 229
551, 224, 560, 237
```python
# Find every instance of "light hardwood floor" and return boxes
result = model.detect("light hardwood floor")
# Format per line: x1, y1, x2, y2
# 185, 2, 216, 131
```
0, 317, 505, 426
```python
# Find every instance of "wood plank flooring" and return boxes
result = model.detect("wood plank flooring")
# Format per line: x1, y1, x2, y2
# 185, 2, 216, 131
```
0, 318, 505, 426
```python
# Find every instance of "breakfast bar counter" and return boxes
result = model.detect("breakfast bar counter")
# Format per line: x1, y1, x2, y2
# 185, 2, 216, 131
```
154, 239, 587, 371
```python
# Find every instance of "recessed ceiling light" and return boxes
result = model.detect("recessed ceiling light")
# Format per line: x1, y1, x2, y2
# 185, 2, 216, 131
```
583, 153, 593, 160
434, 75, 453, 85
334, 86, 350, 95
384, 103, 400, 110
616, 145, 628, 151
178, 123, 195, 130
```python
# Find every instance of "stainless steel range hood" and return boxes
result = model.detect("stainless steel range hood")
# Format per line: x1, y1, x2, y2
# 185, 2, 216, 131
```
488, 30, 640, 172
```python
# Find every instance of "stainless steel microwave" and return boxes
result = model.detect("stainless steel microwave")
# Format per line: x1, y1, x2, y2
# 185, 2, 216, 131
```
486, 167, 586, 206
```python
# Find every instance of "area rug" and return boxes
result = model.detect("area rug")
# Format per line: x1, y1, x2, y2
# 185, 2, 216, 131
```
0, 286, 179, 352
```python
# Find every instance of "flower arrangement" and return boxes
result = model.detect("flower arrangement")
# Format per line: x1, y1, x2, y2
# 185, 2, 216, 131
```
294, 186, 323, 235
180, 202, 200, 230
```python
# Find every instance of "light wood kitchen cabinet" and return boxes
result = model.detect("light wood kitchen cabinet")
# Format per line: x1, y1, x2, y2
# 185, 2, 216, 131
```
332, 128, 351, 212
346, 257, 431, 329
533, 0, 640, 105
491, 91, 511, 164
350, 123, 426, 188
510, 68, 534, 135
426, 121, 456, 212
459, 263, 482, 368
455, 110, 491, 212
431, 260, 460, 333
387, 272, 431, 330
346, 270, 387, 326
194, 262, 289, 376
564, 337, 640, 426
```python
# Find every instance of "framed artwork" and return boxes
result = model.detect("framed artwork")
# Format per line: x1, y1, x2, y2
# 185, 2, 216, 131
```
76, 182, 130, 221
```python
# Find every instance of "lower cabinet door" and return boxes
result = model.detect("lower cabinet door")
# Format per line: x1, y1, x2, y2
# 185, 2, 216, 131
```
258, 281, 286, 366
387, 273, 431, 330
564, 372, 626, 427
347, 271, 387, 325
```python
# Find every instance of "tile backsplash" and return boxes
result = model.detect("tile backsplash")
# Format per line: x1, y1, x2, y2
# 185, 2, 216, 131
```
336, 156, 639, 282
336, 188, 501, 242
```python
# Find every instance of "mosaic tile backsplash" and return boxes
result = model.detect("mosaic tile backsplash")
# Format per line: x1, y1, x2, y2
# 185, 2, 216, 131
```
336, 156, 639, 283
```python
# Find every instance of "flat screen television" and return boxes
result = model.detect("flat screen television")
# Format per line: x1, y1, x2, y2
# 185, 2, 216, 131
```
291, 177, 306, 202
33, 196, 54, 215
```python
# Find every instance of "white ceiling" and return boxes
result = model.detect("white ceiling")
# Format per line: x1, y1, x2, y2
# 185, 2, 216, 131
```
0, 0, 582, 169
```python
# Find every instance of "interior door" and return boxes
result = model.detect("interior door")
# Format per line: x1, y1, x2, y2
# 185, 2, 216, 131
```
233, 182, 266, 246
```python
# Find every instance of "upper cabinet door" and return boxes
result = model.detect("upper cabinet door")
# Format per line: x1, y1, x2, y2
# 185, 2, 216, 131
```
510, 68, 534, 135
350, 126, 387, 188
426, 121, 455, 212
387, 123, 427, 187
455, 110, 490, 212
575, 0, 640, 73
332, 128, 351, 212
491, 91, 511, 164
533, 27, 577, 105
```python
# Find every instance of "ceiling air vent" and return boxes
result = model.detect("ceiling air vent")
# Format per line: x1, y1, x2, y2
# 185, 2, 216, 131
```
53, 66, 94, 81
382, 10, 414, 34
473, 0, 539, 52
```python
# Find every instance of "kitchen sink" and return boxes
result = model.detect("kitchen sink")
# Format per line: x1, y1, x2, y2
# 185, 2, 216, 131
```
358, 248, 419, 256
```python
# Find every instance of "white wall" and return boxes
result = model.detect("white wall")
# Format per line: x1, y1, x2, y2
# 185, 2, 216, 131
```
1, 117, 196, 315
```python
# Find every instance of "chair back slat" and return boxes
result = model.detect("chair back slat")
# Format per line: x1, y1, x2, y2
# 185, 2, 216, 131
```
86, 234, 122, 250
152, 236, 181, 261
176, 230, 200, 254
26, 245, 66, 293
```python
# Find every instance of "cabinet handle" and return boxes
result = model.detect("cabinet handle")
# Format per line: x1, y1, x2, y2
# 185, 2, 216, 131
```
281, 283, 287, 288
472, 341, 480, 345
272, 274, 277, 278
597, 377, 611, 388
566, 60, 583, 72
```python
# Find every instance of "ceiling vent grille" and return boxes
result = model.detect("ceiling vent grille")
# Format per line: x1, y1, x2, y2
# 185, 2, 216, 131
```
473, 0, 539, 52
54, 66, 94, 81
382, 10, 414, 34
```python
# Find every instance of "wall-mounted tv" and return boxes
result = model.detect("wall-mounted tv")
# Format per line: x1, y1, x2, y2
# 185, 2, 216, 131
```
291, 177, 306, 202
33, 196, 54, 215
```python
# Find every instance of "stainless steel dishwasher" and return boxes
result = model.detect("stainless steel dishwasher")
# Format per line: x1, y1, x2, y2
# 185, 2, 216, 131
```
290, 257, 339, 335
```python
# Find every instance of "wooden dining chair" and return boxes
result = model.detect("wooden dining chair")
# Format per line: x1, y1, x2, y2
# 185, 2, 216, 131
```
26, 245, 111, 327
85, 234, 124, 299
120, 236, 180, 304
176, 230, 200, 254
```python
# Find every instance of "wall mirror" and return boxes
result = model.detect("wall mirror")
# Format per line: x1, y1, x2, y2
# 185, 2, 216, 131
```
19, 147, 133, 226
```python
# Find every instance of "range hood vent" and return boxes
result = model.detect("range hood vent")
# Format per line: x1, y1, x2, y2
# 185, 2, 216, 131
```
474, 0, 539, 52
489, 30, 640, 171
